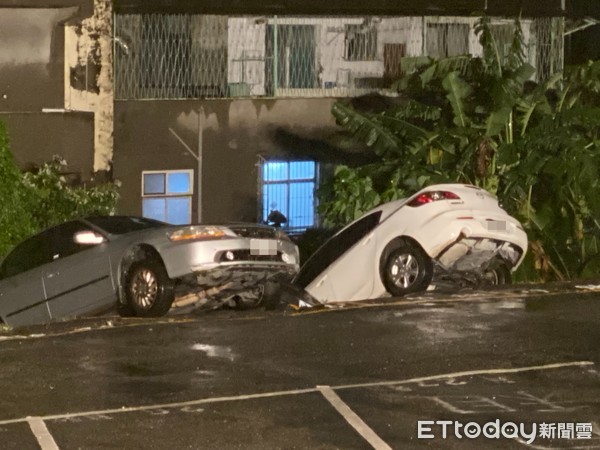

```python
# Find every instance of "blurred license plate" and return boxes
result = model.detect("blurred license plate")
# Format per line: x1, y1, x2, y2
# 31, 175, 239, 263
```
487, 220, 507, 232
250, 239, 278, 256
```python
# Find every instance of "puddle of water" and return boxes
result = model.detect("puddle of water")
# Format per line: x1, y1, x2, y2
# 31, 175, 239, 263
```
191, 343, 236, 361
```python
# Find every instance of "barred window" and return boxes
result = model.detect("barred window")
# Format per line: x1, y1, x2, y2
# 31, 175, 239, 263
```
490, 24, 517, 64
427, 23, 470, 58
345, 23, 378, 61
142, 170, 193, 225
261, 161, 318, 233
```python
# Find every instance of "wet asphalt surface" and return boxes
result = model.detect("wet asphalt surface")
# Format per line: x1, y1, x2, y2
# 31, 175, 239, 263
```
1, 283, 600, 449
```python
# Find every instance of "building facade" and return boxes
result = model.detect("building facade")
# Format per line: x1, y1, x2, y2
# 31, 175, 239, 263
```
1, 0, 585, 232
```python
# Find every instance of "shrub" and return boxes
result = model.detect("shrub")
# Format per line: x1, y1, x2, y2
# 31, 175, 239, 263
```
0, 122, 120, 259
0, 122, 35, 256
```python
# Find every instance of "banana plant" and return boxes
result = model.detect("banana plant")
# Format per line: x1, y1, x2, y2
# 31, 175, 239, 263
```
322, 15, 600, 281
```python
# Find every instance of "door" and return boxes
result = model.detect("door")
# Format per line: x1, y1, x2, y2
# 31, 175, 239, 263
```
44, 221, 115, 319
384, 43, 406, 85
0, 231, 53, 327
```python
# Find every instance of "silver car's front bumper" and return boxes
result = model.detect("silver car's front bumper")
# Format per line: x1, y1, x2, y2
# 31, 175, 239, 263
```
158, 236, 300, 282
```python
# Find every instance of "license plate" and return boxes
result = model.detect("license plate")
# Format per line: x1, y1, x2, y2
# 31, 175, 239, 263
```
487, 220, 507, 232
250, 239, 278, 256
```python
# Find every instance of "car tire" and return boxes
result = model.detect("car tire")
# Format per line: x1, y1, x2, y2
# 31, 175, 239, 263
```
381, 242, 433, 297
124, 259, 175, 317
482, 259, 512, 285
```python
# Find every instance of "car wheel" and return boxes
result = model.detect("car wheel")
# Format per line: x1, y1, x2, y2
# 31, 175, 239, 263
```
124, 259, 175, 317
381, 242, 433, 297
482, 259, 512, 285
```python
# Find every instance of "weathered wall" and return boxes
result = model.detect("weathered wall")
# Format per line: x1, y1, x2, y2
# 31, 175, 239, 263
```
0, 7, 79, 110
113, 98, 341, 223
64, 0, 113, 172
0, 1, 111, 178
0, 111, 94, 174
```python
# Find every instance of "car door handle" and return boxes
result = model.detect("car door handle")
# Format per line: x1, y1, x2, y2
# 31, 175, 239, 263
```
46, 271, 60, 278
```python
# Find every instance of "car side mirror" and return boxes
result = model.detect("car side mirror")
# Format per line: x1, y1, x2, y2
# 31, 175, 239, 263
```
73, 230, 106, 245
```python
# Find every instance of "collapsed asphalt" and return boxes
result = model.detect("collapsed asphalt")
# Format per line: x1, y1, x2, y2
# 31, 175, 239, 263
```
0, 282, 599, 449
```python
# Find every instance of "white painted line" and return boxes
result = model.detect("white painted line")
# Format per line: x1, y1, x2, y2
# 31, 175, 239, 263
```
0, 361, 592, 426
333, 361, 594, 391
0, 388, 318, 425
27, 417, 60, 450
318, 385, 392, 450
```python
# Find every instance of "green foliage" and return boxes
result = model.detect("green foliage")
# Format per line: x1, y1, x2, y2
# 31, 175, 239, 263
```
0, 124, 120, 259
22, 156, 120, 231
0, 122, 35, 257
321, 16, 600, 282
443, 71, 473, 127
318, 165, 383, 226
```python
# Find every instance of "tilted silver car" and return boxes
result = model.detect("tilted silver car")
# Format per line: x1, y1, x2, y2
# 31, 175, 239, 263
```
0, 216, 299, 328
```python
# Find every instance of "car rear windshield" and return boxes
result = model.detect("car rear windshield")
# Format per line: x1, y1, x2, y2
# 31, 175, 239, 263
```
294, 211, 382, 288
85, 216, 166, 235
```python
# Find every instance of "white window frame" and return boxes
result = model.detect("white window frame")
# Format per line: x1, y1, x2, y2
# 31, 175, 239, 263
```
141, 169, 194, 224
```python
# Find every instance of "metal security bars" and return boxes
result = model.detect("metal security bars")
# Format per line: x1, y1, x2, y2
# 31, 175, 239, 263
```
114, 14, 564, 100
534, 17, 564, 82
259, 159, 318, 233
115, 15, 228, 99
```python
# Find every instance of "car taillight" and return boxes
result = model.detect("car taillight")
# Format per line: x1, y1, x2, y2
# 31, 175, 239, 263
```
407, 191, 461, 207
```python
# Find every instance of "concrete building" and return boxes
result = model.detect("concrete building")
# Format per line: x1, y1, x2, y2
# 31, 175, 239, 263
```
1, 0, 596, 230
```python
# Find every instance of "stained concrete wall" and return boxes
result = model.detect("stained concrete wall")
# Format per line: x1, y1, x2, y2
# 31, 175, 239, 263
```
0, 1, 111, 178
0, 7, 80, 111
0, 111, 94, 174
113, 98, 341, 224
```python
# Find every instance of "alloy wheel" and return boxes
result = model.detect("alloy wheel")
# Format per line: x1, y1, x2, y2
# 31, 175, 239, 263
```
130, 268, 158, 310
389, 253, 420, 288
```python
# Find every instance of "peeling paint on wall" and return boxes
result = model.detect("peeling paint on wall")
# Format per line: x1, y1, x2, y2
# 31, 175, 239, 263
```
64, 0, 113, 172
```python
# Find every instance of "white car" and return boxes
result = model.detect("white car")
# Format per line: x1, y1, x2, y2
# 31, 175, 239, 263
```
293, 184, 528, 303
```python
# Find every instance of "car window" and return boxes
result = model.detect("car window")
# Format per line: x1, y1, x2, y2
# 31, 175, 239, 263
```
85, 216, 166, 235
50, 221, 103, 260
0, 231, 53, 279
294, 211, 382, 288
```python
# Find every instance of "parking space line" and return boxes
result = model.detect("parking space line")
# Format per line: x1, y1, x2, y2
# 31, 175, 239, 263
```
318, 385, 392, 450
0, 361, 592, 427
27, 417, 60, 450
0, 388, 318, 426
333, 360, 594, 391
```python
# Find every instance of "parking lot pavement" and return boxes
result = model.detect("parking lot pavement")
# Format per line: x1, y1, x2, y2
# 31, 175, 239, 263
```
1, 285, 600, 449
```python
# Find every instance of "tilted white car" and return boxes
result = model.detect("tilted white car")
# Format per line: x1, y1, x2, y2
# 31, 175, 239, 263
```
293, 184, 528, 303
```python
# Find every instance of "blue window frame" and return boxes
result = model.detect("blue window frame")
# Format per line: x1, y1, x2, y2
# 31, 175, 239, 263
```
261, 160, 318, 232
142, 170, 193, 225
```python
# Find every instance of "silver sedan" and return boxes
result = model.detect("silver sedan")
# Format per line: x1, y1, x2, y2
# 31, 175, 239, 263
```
0, 216, 299, 328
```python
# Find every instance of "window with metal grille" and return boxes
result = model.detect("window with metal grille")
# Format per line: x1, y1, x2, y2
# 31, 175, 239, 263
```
426, 23, 470, 58
261, 161, 318, 233
265, 24, 318, 94
345, 23, 378, 61
142, 170, 193, 225
490, 24, 518, 65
